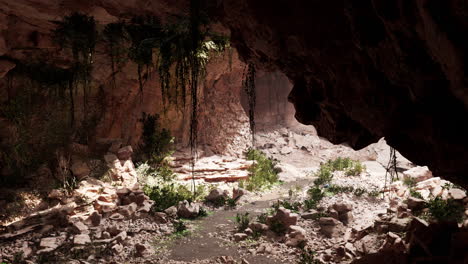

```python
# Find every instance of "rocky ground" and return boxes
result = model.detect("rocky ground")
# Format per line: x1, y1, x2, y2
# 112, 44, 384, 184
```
1, 124, 467, 264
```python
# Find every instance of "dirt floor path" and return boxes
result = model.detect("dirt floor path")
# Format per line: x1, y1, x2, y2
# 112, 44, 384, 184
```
164, 179, 311, 263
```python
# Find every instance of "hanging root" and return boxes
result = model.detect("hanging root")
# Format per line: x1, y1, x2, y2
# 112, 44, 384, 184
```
243, 63, 256, 147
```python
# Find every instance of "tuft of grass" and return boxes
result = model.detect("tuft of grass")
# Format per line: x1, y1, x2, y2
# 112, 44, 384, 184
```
353, 188, 366, 197
409, 189, 423, 199
272, 200, 302, 213
427, 197, 464, 223
304, 187, 325, 210
403, 177, 417, 188
298, 249, 322, 264
173, 220, 190, 237
242, 149, 280, 191
144, 183, 192, 212
235, 212, 251, 232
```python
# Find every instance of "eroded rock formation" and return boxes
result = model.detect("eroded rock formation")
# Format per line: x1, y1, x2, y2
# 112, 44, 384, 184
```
211, 0, 468, 186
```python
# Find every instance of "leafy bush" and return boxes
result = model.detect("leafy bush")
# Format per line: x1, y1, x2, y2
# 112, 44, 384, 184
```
144, 183, 192, 212
353, 188, 366, 197
298, 249, 322, 264
304, 187, 325, 210
409, 189, 423, 199
345, 161, 366, 176
257, 212, 269, 224
327, 184, 354, 195
241, 149, 280, 191
269, 218, 287, 235
313, 165, 333, 186
403, 177, 417, 188
327, 157, 353, 171
427, 197, 464, 222
139, 113, 174, 165
273, 200, 302, 213
235, 212, 250, 232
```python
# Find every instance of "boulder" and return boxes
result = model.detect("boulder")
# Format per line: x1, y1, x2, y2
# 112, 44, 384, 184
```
206, 188, 229, 203
332, 203, 353, 213
406, 197, 426, 211
177, 200, 200, 219
403, 166, 432, 183
39, 237, 60, 252
135, 243, 149, 257
248, 222, 269, 233
87, 211, 102, 226
388, 217, 412, 232
234, 233, 248, 241
71, 221, 89, 234
71, 160, 90, 179
301, 210, 321, 220
319, 217, 345, 238
117, 146, 133, 160
266, 207, 298, 228
232, 187, 246, 200
449, 188, 466, 200
73, 234, 91, 245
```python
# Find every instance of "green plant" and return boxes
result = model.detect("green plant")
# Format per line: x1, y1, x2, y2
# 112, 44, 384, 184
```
257, 212, 269, 224
273, 200, 302, 213
173, 220, 189, 236
139, 113, 174, 165
427, 197, 464, 222
298, 249, 321, 264
326, 184, 355, 195
368, 189, 381, 197
345, 161, 366, 176
144, 183, 192, 212
353, 188, 366, 197
409, 189, 423, 199
269, 218, 287, 235
198, 206, 209, 217
313, 165, 333, 186
304, 187, 325, 210
235, 212, 250, 232
327, 157, 353, 171
242, 149, 280, 191
225, 197, 237, 208
403, 177, 417, 188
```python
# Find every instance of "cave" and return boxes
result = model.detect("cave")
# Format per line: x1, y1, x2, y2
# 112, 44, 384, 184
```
0, 1, 467, 263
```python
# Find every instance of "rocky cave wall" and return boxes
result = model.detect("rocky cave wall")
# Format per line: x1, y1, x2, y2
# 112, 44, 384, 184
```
1, 0, 467, 187
0, 0, 297, 183
211, 0, 468, 187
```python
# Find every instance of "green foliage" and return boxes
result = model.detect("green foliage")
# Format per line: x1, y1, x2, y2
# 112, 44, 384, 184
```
298, 249, 322, 264
144, 183, 192, 212
304, 187, 325, 210
327, 184, 355, 195
353, 188, 366, 197
173, 220, 189, 236
257, 212, 269, 224
403, 177, 417, 188
269, 218, 287, 235
409, 189, 423, 199
235, 212, 250, 232
198, 206, 208, 217
345, 161, 366, 176
326, 157, 353, 171
241, 149, 280, 191
427, 197, 464, 222
313, 165, 333, 186
368, 189, 381, 197
139, 113, 174, 165
52, 12, 97, 62
273, 200, 302, 213
225, 197, 237, 208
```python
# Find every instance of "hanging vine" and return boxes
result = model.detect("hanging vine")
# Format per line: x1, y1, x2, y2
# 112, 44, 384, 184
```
103, 22, 128, 90
243, 63, 257, 146
126, 15, 162, 93
52, 12, 97, 125
383, 146, 399, 197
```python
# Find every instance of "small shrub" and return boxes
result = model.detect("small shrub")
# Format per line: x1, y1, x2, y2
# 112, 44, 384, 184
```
403, 177, 417, 188
368, 189, 381, 198
327, 157, 353, 171
144, 183, 192, 212
225, 197, 237, 208
235, 212, 250, 232
269, 218, 287, 235
409, 189, 423, 199
345, 161, 366, 176
243, 149, 280, 191
139, 113, 174, 165
273, 200, 302, 213
327, 184, 354, 195
353, 188, 366, 197
427, 197, 464, 222
198, 206, 208, 217
298, 248, 321, 264
304, 187, 325, 210
173, 220, 189, 236
313, 165, 333, 186
257, 212, 269, 224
